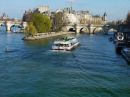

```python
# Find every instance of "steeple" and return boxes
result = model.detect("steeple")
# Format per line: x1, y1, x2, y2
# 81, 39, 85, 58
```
102, 12, 107, 21
104, 12, 107, 17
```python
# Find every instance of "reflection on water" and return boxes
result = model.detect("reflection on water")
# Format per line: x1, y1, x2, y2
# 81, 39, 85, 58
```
24, 38, 50, 46
0, 31, 130, 97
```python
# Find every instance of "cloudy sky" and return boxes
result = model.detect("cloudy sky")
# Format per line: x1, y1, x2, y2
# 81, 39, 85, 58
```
0, 0, 130, 20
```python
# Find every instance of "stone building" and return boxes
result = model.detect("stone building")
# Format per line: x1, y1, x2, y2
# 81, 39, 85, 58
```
77, 11, 106, 25
35, 6, 51, 16
0, 13, 9, 20
56, 7, 107, 25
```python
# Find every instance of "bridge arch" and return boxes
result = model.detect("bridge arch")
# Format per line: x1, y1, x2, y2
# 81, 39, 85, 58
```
68, 27, 76, 32
80, 27, 89, 33
10, 25, 22, 32
64, 25, 75, 32
93, 27, 103, 34
108, 28, 117, 32
0, 20, 27, 32
11, 25, 22, 28
101, 24, 118, 34
0, 24, 5, 27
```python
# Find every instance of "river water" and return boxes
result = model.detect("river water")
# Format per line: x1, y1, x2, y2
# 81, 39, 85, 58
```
0, 29, 130, 97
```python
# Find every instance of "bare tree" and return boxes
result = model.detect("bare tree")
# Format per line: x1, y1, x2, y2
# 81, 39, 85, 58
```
52, 12, 64, 32
126, 12, 130, 26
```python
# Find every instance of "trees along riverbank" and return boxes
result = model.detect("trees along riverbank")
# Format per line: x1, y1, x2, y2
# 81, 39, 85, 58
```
23, 13, 52, 40
23, 12, 73, 40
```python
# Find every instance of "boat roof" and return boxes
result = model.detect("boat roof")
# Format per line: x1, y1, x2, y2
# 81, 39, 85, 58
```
54, 37, 76, 44
54, 40, 71, 44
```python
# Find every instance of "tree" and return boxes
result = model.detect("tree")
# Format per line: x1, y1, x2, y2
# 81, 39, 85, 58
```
25, 22, 37, 36
31, 13, 52, 33
52, 12, 64, 32
22, 10, 33, 22
126, 12, 130, 26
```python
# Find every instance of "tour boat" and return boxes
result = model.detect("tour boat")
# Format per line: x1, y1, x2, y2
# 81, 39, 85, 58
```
121, 48, 130, 63
52, 36, 80, 51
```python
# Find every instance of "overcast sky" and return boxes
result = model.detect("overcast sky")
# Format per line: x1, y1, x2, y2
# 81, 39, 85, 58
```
0, 0, 130, 20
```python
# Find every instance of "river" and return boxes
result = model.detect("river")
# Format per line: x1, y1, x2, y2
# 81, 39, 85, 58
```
0, 29, 130, 97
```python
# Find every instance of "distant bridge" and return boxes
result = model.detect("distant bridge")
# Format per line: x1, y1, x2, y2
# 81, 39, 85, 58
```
63, 23, 116, 34
0, 19, 27, 32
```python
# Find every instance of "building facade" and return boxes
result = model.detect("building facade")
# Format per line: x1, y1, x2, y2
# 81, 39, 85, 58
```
56, 7, 107, 25
35, 6, 51, 16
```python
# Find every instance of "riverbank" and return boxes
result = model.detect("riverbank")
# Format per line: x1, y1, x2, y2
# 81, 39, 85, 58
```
23, 31, 75, 40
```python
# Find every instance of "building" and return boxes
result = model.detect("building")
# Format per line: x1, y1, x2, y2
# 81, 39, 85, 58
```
57, 7, 107, 25
0, 13, 9, 20
35, 6, 51, 16
63, 13, 79, 25
76, 10, 106, 25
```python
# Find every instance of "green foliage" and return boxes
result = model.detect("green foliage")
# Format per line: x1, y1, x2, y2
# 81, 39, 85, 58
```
31, 13, 51, 33
52, 12, 64, 32
25, 22, 37, 36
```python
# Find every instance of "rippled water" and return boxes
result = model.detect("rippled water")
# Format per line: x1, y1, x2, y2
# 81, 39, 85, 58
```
0, 30, 130, 97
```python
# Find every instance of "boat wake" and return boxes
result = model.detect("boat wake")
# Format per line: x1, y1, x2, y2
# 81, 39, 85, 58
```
49, 49, 72, 53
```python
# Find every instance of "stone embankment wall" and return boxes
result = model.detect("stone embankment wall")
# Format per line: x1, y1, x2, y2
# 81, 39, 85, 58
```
23, 32, 75, 40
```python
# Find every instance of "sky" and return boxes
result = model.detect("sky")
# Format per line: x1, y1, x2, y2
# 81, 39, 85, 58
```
0, 0, 130, 20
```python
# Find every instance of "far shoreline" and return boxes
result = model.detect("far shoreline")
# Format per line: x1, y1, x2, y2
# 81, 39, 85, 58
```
23, 31, 76, 41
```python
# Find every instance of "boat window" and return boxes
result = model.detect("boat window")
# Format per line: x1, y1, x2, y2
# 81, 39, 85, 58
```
55, 44, 60, 46
60, 44, 62, 46
54, 43, 70, 47
64, 44, 69, 47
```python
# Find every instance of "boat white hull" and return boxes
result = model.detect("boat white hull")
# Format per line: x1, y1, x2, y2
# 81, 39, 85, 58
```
52, 42, 80, 51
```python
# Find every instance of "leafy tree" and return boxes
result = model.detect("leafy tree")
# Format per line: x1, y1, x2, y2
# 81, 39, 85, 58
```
52, 12, 64, 32
31, 13, 51, 33
25, 22, 37, 36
